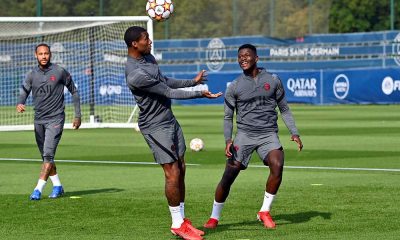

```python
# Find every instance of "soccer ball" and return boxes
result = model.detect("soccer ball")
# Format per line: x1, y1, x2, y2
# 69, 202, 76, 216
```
146, 0, 174, 22
189, 138, 204, 152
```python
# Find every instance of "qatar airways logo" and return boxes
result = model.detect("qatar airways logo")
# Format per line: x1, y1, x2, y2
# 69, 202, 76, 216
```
287, 77, 317, 97
382, 76, 400, 95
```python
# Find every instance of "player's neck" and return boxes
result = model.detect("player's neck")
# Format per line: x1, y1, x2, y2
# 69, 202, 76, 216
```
128, 48, 144, 59
243, 66, 260, 78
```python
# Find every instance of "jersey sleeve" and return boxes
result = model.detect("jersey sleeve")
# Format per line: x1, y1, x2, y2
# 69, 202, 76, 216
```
17, 71, 33, 105
63, 69, 81, 118
223, 81, 236, 143
164, 76, 196, 89
127, 69, 203, 99
274, 74, 299, 136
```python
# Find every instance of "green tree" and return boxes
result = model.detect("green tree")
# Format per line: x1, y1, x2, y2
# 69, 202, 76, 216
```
329, 0, 399, 32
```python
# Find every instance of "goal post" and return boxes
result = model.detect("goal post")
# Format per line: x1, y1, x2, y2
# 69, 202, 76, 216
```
0, 16, 151, 131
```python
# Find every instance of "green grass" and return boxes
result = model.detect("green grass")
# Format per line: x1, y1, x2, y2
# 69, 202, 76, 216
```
1, 104, 400, 239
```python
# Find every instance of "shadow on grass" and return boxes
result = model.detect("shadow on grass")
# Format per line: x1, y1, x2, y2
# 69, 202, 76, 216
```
275, 210, 331, 225
203, 211, 331, 234
64, 188, 124, 197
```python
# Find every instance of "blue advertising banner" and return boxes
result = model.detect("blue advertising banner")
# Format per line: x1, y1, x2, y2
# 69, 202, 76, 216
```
168, 67, 400, 105
322, 68, 400, 104
2, 67, 400, 106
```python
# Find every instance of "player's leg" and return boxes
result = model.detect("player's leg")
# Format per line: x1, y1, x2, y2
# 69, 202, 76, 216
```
203, 159, 242, 229
143, 127, 203, 239
175, 123, 205, 236
204, 132, 253, 229
43, 118, 65, 198
162, 157, 203, 239
264, 149, 284, 195
175, 123, 186, 218
256, 133, 284, 228
30, 122, 46, 200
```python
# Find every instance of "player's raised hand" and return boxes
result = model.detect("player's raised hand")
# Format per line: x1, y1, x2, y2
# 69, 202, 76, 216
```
194, 70, 208, 84
201, 90, 223, 98
16, 104, 26, 113
72, 117, 81, 130
291, 135, 303, 152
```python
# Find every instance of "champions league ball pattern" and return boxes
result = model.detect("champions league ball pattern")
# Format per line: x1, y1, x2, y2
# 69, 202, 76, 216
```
146, 0, 174, 21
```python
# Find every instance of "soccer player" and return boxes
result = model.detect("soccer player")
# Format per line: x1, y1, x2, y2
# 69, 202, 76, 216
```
16, 43, 81, 200
124, 26, 222, 240
203, 44, 303, 229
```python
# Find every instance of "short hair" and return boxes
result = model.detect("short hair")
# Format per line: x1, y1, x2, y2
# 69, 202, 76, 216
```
35, 43, 50, 53
124, 26, 147, 47
238, 44, 257, 55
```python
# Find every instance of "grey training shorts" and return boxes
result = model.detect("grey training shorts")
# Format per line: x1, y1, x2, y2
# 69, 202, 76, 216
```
34, 118, 65, 162
231, 131, 282, 168
142, 122, 186, 164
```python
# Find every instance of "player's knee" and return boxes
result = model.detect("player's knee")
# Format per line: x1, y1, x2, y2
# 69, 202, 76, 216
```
43, 156, 54, 163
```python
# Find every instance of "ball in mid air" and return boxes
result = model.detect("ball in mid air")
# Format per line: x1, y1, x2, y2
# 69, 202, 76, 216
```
190, 138, 204, 152
146, 0, 174, 22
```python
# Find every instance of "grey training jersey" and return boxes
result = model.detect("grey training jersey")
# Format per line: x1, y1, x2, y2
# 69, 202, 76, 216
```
125, 54, 203, 134
18, 63, 81, 123
224, 68, 299, 142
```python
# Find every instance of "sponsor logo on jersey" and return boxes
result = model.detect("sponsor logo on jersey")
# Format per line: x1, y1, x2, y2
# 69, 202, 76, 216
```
50, 75, 56, 81
264, 83, 271, 91
333, 74, 349, 100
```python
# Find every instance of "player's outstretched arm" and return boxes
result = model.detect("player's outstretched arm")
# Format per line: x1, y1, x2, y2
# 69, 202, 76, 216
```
291, 135, 303, 152
72, 117, 81, 130
201, 90, 223, 98
16, 104, 26, 113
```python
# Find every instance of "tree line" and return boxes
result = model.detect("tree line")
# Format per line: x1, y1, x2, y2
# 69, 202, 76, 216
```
1, 0, 398, 39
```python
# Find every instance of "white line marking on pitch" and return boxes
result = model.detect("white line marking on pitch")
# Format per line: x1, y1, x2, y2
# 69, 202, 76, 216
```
249, 165, 400, 172
1, 158, 399, 172
0, 158, 200, 166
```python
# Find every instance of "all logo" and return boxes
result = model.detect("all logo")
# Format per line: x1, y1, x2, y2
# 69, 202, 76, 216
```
382, 76, 400, 95
49, 75, 56, 81
333, 74, 349, 100
264, 83, 270, 91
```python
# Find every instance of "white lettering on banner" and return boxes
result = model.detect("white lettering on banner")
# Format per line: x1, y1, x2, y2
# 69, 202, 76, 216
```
104, 54, 126, 63
287, 78, 317, 97
382, 76, 400, 95
181, 84, 209, 92
270, 47, 340, 57
99, 85, 122, 96
333, 74, 350, 100
0, 55, 11, 62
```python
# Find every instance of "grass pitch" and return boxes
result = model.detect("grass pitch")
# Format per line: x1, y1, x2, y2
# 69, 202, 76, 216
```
0, 104, 399, 239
